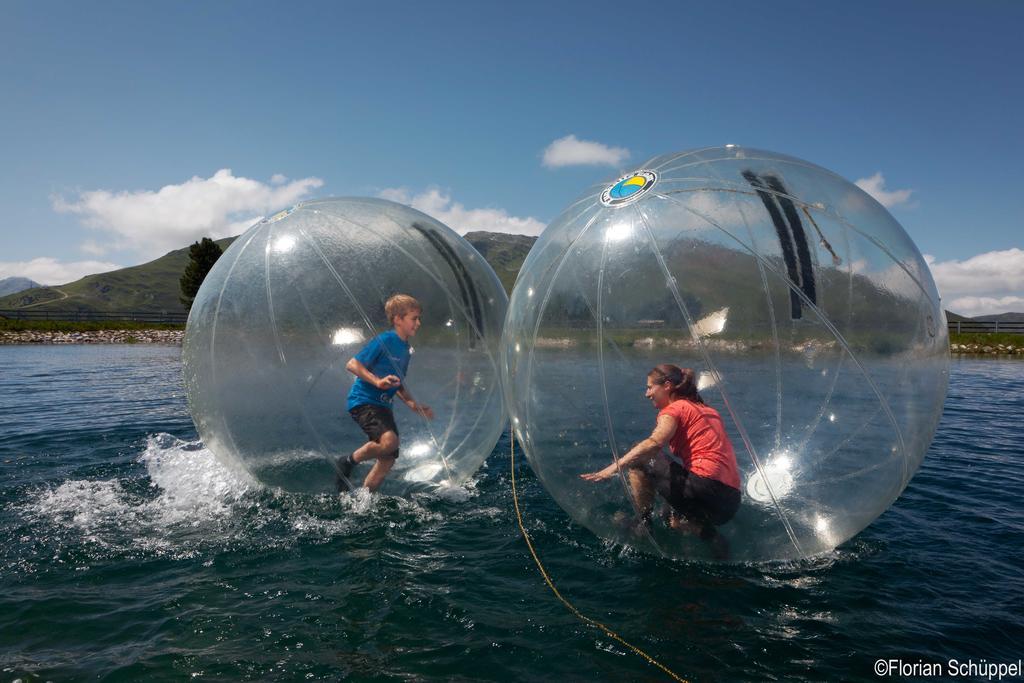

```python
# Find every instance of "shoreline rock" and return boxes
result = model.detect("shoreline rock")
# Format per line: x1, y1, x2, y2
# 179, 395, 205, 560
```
0, 330, 184, 345
1, 330, 1021, 356
950, 342, 1024, 356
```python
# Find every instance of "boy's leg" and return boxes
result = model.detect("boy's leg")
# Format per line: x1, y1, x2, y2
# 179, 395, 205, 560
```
363, 454, 397, 492
342, 406, 398, 492
352, 431, 397, 463
362, 430, 399, 492
348, 406, 398, 465
338, 437, 384, 491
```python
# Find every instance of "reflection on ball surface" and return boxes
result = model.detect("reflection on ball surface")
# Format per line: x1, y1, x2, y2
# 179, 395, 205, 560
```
183, 197, 507, 494
502, 147, 948, 561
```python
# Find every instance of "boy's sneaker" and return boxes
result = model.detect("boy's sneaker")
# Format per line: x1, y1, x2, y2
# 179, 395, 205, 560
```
336, 454, 356, 492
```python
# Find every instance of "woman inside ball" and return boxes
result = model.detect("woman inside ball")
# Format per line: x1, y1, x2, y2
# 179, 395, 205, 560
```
580, 364, 742, 558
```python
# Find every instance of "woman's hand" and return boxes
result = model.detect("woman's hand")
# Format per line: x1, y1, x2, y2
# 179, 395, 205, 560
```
580, 463, 620, 482
581, 415, 677, 484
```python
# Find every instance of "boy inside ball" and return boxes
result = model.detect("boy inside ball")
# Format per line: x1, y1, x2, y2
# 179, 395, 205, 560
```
337, 294, 434, 492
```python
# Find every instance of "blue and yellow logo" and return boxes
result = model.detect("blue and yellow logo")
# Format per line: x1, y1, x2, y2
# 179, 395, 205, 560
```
600, 170, 658, 207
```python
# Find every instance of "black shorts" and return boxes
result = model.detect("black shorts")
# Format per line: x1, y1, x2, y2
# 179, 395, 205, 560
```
644, 458, 741, 529
349, 404, 399, 457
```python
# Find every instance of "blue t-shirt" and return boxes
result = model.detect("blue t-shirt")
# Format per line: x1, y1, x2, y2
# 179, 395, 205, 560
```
346, 330, 411, 411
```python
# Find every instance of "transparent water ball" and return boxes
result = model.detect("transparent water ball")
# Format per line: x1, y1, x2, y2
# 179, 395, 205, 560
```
183, 197, 507, 495
502, 147, 949, 562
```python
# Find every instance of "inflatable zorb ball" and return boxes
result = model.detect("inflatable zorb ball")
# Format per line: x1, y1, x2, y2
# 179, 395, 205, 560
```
183, 197, 507, 495
502, 147, 948, 562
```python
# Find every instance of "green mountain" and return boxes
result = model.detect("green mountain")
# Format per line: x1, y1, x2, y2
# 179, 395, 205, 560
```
0, 237, 237, 314
0, 228, 986, 344
463, 231, 536, 294
944, 310, 970, 322
0, 232, 537, 315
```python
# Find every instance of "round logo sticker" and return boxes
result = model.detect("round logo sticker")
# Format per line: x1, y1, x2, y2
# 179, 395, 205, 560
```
600, 170, 658, 207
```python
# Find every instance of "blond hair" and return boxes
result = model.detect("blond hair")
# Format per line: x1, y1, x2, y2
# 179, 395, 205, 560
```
384, 294, 421, 324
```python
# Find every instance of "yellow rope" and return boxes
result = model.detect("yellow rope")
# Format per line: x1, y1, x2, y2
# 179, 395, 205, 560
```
509, 430, 689, 683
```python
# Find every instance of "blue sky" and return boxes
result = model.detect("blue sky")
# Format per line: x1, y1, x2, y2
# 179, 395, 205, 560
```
1, 1, 1021, 315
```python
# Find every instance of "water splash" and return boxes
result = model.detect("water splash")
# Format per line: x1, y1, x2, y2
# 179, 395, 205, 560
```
18, 433, 484, 565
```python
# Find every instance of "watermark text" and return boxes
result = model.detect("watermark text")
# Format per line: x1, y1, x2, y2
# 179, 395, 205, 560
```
875, 659, 1022, 680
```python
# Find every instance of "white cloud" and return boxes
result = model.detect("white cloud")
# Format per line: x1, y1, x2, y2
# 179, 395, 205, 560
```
542, 134, 629, 168
379, 187, 545, 236
79, 240, 107, 256
945, 295, 1024, 318
854, 172, 913, 208
53, 169, 323, 260
0, 257, 123, 286
925, 248, 1024, 316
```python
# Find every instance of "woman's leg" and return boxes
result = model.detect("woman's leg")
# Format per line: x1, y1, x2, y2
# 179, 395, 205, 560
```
627, 466, 656, 526
676, 472, 741, 560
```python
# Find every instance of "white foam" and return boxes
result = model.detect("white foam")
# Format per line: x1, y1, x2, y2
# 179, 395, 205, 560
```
289, 512, 351, 536
139, 433, 255, 525
338, 485, 377, 515
33, 479, 137, 547
22, 433, 484, 561
25, 434, 256, 551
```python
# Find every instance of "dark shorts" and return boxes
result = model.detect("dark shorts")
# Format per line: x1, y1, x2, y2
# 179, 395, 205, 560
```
349, 404, 399, 458
644, 458, 741, 532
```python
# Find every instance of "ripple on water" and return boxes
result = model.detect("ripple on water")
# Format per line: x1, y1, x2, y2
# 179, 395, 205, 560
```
2, 350, 1023, 681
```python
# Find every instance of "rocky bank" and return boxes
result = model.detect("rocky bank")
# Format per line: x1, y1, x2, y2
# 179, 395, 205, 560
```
950, 342, 1024, 356
0, 330, 1022, 355
0, 330, 184, 345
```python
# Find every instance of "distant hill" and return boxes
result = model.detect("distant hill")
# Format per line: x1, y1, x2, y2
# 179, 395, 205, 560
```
944, 310, 971, 322
0, 231, 536, 314
463, 231, 536, 294
2, 230, 1016, 333
0, 277, 42, 297
945, 310, 1024, 323
970, 312, 1024, 323
0, 237, 237, 314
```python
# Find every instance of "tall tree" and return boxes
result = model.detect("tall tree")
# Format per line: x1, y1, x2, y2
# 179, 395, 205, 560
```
180, 238, 224, 311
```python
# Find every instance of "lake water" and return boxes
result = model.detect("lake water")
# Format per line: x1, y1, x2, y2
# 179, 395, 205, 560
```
1, 345, 1022, 681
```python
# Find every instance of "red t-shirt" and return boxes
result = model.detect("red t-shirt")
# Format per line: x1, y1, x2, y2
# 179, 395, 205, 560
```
658, 399, 741, 490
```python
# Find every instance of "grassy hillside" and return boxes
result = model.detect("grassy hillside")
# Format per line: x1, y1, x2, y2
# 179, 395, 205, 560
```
944, 310, 970, 322
463, 231, 536, 295
0, 227, 996, 350
0, 237, 237, 314
0, 232, 536, 315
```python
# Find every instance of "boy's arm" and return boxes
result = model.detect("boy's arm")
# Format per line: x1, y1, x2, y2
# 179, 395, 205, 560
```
396, 386, 433, 419
346, 357, 399, 390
